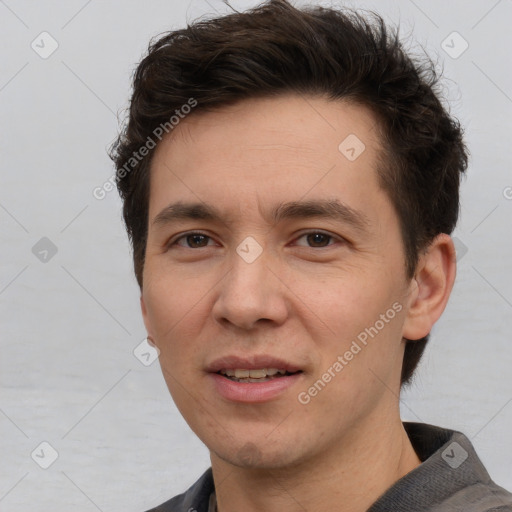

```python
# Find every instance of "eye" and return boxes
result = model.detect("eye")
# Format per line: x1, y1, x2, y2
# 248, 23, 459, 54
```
170, 232, 215, 249
294, 231, 340, 248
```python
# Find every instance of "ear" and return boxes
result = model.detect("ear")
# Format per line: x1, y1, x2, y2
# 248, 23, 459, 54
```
140, 294, 154, 340
402, 233, 457, 340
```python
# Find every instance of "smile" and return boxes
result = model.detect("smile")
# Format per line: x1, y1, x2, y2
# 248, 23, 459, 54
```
218, 368, 299, 382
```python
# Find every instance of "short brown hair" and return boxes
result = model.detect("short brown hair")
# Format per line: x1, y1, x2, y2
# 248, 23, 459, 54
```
109, 0, 468, 385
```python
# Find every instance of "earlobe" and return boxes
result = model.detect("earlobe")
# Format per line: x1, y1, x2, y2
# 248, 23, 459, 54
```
402, 234, 457, 341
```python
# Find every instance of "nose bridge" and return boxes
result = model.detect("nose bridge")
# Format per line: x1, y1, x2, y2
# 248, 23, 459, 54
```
226, 241, 271, 304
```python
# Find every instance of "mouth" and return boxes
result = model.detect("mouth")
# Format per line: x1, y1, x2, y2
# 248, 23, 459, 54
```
207, 355, 304, 402
217, 368, 303, 383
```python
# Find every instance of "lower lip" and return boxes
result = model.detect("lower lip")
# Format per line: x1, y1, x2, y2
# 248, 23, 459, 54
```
209, 372, 303, 403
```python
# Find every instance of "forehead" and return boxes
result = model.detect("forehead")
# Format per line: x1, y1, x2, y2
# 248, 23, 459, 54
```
148, 94, 389, 227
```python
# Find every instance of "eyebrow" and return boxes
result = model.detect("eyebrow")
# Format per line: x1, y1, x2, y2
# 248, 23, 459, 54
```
152, 199, 371, 233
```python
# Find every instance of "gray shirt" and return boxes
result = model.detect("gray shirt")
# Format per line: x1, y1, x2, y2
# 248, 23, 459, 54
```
145, 422, 512, 512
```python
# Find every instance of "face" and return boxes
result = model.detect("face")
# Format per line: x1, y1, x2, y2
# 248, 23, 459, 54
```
141, 94, 417, 470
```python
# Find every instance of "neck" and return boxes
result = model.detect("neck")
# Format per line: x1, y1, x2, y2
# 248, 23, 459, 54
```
210, 415, 421, 512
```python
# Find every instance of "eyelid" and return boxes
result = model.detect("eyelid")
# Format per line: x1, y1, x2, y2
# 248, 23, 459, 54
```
292, 229, 344, 247
167, 230, 217, 249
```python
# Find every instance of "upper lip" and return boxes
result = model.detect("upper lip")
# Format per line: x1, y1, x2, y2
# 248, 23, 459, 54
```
206, 355, 302, 373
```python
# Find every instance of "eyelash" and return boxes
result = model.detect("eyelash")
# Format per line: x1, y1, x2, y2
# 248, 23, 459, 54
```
167, 230, 343, 250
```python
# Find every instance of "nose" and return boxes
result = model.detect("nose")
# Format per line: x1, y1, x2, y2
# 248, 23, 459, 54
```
211, 247, 289, 331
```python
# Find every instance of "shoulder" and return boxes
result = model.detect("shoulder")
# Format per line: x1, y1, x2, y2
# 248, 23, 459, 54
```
369, 423, 512, 512
143, 468, 214, 512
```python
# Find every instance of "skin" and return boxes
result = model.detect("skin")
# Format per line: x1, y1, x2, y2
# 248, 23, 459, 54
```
141, 94, 456, 512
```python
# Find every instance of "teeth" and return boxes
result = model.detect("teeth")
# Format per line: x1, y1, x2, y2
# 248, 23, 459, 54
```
220, 368, 284, 378
248, 369, 266, 378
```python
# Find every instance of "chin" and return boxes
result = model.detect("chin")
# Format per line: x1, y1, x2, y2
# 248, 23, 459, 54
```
212, 438, 305, 470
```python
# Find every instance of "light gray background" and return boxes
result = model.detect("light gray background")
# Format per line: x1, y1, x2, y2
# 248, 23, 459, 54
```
1, 0, 511, 510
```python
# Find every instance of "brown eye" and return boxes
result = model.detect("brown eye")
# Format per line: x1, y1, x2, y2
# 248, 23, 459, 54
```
186, 234, 209, 248
171, 232, 213, 249
306, 233, 332, 247
295, 231, 338, 248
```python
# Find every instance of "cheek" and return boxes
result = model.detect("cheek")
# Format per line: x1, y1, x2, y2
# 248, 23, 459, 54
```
144, 277, 208, 400
291, 270, 383, 335
143, 265, 210, 338
295, 270, 405, 371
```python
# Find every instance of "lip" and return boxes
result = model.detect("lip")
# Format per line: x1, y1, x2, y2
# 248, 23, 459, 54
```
206, 354, 304, 403
206, 354, 302, 374
209, 372, 303, 403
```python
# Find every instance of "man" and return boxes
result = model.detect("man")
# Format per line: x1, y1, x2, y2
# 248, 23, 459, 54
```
109, 1, 512, 510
